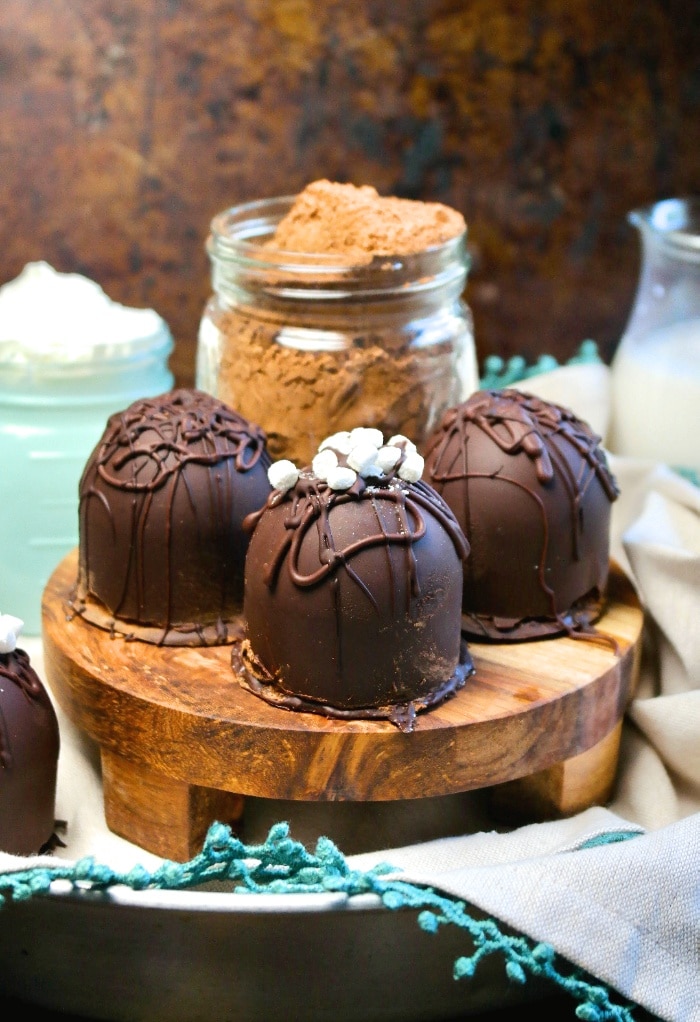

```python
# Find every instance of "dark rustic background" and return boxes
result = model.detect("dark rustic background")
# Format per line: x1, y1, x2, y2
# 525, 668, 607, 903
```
1, 0, 698, 386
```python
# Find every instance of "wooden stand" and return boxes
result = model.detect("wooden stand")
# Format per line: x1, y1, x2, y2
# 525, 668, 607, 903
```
42, 550, 643, 861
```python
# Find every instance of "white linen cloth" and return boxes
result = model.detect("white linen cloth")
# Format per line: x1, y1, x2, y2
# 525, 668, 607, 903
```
2, 364, 699, 1021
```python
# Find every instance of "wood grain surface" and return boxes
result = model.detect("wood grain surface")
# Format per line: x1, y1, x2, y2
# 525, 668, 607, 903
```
43, 549, 643, 805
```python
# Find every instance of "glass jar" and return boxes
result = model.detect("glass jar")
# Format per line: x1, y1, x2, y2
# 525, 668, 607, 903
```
608, 197, 700, 478
0, 330, 173, 635
196, 196, 477, 468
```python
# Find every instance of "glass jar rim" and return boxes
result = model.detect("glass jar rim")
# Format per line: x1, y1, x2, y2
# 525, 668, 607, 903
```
0, 323, 174, 371
207, 195, 469, 277
629, 196, 700, 254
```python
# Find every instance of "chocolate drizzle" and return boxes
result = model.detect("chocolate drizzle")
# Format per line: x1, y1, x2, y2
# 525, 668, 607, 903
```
73, 389, 272, 646
0, 648, 60, 855
0, 648, 43, 768
237, 443, 472, 730
249, 472, 469, 595
423, 389, 620, 643
426, 390, 617, 495
92, 389, 268, 492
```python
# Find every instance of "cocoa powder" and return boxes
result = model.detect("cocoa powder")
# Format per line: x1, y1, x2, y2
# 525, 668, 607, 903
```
199, 181, 473, 467
265, 179, 465, 263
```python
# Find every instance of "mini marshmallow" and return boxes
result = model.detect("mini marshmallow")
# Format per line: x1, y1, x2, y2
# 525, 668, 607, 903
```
388, 434, 417, 454
0, 613, 24, 654
347, 441, 381, 475
312, 448, 338, 479
319, 431, 353, 455
268, 459, 300, 493
398, 451, 425, 483
349, 426, 384, 449
376, 445, 402, 472
359, 460, 384, 480
326, 465, 358, 490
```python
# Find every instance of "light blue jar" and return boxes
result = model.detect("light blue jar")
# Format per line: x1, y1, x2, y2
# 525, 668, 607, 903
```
0, 326, 174, 635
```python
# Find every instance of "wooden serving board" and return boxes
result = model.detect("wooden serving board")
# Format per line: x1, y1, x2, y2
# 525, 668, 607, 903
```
42, 549, 643, 861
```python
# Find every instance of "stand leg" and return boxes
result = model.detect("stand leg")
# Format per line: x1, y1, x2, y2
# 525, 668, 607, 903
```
484, 721, 623, 824
101, 748, 245, 861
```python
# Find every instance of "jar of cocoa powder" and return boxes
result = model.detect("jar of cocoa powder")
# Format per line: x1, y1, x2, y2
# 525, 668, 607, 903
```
196, 182, 477, 466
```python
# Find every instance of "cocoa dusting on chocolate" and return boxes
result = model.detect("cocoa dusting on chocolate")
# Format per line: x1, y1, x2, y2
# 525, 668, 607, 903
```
423, 389, 620, 645
205, 180, 470, 467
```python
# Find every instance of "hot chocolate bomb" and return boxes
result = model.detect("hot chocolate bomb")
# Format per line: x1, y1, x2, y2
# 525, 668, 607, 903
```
422, 389, 620, 640
74, 388, 272, 645
236, 428, 474, 731
0, 614, 59, 855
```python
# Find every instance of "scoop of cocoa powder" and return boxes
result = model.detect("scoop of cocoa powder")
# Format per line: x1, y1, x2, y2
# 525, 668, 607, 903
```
265, 179, 466, 263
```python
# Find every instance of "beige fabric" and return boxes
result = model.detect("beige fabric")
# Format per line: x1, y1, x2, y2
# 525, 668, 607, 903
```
351, 453, 700, 1022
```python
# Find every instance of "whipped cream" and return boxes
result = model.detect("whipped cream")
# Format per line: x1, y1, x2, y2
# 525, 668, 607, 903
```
0, 261, 171, 365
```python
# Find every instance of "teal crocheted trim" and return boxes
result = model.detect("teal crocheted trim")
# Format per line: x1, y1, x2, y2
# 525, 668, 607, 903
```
0, 821, 641, 1021
480, 339, 602, 389
674, 466, 700, 488
577, 830, 643, 850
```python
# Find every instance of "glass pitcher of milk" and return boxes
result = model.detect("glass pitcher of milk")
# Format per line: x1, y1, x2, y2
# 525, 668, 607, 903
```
608, 197, 700, 480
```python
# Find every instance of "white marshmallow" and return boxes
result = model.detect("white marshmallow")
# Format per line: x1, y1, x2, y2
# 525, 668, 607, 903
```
312, 448, 338, 479
319, 431, 353, 455
349, 427, 384, 449
397, 451, 424, 483
0, 613, 24, 654
268, 460, 300, 492
326, 466, 358, 490
376, 445, 402, 472
388, 434, 417, 454
359, 460, 384, 479
347, 441, 381, 475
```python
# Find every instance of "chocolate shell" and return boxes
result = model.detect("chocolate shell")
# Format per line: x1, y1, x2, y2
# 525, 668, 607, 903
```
235, 430, 473, 731
73, 388, 272, 646
422, 389, 619, 641
0, 645, 60, 855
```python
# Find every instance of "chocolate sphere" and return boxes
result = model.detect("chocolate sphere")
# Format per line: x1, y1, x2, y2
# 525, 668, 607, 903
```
236, 429, 473, 731
0, 643, 60, 855
74, 388, 272, 645
422, 389, 619, 640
